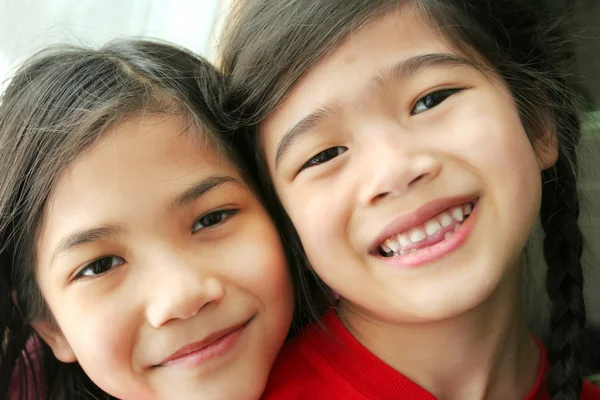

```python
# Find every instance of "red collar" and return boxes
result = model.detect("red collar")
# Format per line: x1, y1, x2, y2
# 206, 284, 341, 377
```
311, 309, 548, 400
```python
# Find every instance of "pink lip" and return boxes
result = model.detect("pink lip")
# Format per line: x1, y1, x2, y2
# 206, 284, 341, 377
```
370, 194, 478, 252
377, 199, 480, 267
157, 318, 252, 368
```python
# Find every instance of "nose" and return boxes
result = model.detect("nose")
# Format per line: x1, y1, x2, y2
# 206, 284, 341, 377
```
358, 128, 441, 206
145, 252, 224, 328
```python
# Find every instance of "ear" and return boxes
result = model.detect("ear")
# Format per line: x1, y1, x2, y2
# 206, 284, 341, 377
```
32, 321, 77, 363
534, 126, 559, 171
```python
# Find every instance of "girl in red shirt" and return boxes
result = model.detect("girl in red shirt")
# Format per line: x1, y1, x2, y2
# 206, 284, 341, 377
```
220, 0, 600, 399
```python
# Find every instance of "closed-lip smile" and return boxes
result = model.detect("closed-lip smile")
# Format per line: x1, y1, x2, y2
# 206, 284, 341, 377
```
157, 317, 252, 367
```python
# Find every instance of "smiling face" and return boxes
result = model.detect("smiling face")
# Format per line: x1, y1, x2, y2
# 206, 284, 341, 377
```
260, 7, 554, 325
34, 114, 293, 400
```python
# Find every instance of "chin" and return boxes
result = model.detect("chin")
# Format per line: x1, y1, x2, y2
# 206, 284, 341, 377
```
384, 283, 502, 324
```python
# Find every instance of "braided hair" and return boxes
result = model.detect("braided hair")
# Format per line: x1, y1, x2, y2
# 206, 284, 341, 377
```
540, 109, 586, 398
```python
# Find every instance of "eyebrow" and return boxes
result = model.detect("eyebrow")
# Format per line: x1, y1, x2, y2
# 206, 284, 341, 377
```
372, 53, 475, 88
170, 175, 240, 211
51, 225, 121, 266
50, 175, 239, 266
274, 102, 343, 170
273, 53, 475, 170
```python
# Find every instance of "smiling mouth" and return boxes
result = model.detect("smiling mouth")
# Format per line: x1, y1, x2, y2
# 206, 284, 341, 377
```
156, 318, 253, 368
377, 199, 477, 257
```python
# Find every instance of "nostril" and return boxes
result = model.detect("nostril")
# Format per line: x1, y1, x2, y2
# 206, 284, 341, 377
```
409, 173, 427, 186
373, 192, 389, 202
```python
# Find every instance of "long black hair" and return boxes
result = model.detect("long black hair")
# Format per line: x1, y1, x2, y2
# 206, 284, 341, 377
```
219, 0, 587, 398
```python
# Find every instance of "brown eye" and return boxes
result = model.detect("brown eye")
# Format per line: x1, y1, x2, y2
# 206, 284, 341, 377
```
192, 209, 238, 233
300, 146, 347, 172
412, 88, 463, 115
77, 256, 124, 279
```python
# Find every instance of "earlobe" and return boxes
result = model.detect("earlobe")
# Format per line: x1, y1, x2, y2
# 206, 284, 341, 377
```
32, 321, 77, 363
535, 128, 559, 171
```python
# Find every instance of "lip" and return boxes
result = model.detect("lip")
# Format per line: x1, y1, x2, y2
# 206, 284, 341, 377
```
370, 194, 479, 252
377, 199, 480, 267
157, 317, 252, 367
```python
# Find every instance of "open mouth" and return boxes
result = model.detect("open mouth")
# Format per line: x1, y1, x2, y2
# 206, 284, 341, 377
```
377, 199, 478, 258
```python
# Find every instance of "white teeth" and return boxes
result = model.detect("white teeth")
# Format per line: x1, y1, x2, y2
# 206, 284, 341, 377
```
463, 203, 472, 216
380, 242, 392, 253
380, 202, 474, 253
424, 220, 442, 236
385, 239, 399, 252
409, 227, 427, 243
398, 234, 411, 247
439, 212, 453, 228
451, 206, 464, 222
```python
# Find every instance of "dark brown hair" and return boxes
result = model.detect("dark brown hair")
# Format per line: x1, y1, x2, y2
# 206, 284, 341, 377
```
219, 0, 587, 398
0, 39, 245, 399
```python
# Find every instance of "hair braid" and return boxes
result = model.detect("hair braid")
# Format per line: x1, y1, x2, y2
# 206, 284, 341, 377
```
540, 113, 585, 400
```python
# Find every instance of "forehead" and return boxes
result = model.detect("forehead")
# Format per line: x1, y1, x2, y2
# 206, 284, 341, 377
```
260, 7, 455, 142
61, 114, 232, 191
40, 114, 239, 236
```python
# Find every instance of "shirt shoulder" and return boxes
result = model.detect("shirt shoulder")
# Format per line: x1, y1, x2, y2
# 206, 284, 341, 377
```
581, 380, 600, 399
261, 335, 319, 399
261, 321, 365, 400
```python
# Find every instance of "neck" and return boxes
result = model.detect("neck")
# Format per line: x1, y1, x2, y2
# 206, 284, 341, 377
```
339, 266, 540, 400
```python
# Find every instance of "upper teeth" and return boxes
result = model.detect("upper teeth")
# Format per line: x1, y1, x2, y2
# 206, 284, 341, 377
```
440, 213, 453, 227
409, 227, 427, 242
381, 202, 473, 251
451, 207, 464, 222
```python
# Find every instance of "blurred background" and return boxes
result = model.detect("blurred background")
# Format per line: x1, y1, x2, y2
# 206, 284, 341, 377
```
0, 0, 228, 82
0, 0, 599, 358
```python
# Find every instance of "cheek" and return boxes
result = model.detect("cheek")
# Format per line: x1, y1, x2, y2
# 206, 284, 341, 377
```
463, 106, 542, 243
225, 217, 293, 307
282, 182, 347, 255
52, 300, 136, 391
478, 115, 541, 200
495, 138, 542, 241
228, 221, 295, 344
60, 304, 131, 357
455, 91, 541, 194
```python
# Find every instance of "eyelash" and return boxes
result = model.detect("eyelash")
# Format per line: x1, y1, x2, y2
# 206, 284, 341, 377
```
411, 88, 463, 115
192, 209, 239, 233
75, 256, 125, 280
73, 209, 238, 281
298, 88, 463, 173
299, 146, 347, 172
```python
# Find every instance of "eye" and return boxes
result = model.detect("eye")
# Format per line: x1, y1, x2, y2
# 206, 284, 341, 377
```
411, 88, 463, 115
299, 146, 347, 172
76, 256, 125, 279
192, 209, 238, 233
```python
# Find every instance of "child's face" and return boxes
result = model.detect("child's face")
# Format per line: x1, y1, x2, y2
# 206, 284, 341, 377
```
259, 9, 554, 324
34, 114, 293, 399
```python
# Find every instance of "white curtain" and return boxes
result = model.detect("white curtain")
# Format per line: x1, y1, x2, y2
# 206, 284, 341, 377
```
0, 0, 228, 85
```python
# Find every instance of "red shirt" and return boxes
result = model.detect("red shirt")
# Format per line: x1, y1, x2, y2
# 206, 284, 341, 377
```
9, 336, 46, 400
263, 310, 600, 399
